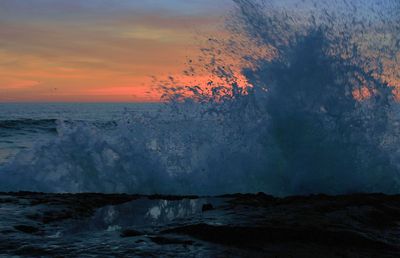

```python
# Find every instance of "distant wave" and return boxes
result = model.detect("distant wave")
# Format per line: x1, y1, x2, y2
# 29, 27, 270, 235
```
0, 119, 58, 132
0, 119, 118, 132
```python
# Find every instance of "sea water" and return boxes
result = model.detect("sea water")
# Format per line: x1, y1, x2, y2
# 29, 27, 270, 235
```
0, 103, 160, 164
0, 0, 399, 195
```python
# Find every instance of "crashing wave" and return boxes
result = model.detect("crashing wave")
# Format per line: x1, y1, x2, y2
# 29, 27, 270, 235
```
0, 0, 399, 195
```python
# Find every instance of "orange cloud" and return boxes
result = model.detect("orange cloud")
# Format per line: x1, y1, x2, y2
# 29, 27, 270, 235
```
0, 79, 40, 90
0, 3, 227, 102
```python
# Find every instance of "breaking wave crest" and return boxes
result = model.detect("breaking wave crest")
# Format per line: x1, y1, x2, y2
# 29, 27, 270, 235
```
1, 0, 400, 196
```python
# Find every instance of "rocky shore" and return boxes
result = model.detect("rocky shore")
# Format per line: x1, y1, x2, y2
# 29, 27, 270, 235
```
0, 192, 399, 257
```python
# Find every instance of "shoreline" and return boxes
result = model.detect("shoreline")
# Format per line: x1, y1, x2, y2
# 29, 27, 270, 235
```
0, 192, 399, 257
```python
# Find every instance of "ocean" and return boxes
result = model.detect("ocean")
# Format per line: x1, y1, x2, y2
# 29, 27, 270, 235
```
0, 0, 399, 196
0, 103, 160, 164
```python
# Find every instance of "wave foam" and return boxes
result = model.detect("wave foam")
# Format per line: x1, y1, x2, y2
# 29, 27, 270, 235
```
1, 0, 400, 195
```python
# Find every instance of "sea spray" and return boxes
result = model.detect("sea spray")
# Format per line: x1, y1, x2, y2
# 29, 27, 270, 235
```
1, 0, 399, 195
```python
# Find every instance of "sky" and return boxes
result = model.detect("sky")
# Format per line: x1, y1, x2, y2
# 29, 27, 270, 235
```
0, 0, 232, 102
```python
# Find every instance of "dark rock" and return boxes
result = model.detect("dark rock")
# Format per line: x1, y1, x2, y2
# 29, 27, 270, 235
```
163, 223, 398, 251
224, 192, 277, 206
15, 245, 52, 256
1, 192, 400, 257
0, 229, 15, 234
149, 236, 193, 245
17, 193, 141, 223
0, 197, 18, 204
202, 203, 214, 212
120, 229, 144, 238
14, 225, 40, 234
147, 194, 199, 201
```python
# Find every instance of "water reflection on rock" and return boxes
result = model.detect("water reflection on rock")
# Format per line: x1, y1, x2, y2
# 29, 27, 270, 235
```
67, 197, 224, 234
1, 193, 399, 257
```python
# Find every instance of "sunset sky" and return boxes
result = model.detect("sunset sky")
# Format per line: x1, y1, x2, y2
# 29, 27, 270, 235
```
0, 0, 232, 102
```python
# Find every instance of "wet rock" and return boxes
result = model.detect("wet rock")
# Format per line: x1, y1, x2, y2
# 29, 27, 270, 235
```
0, 229, 15, 234
14, 225, 40, 234
202, 203, 214, 212
1, 192, 399, 257
14, 245, 52, 256
0, 196, 19, 204
20, 193, 141, 224
149, 236, 194, 245
120, 229, 144, 238
163, 223, 397, 250
147, 194, 199, 201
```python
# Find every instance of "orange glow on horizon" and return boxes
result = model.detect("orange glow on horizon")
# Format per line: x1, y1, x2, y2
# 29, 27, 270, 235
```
1, 1, 398, 103
0, 2, 230, 103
